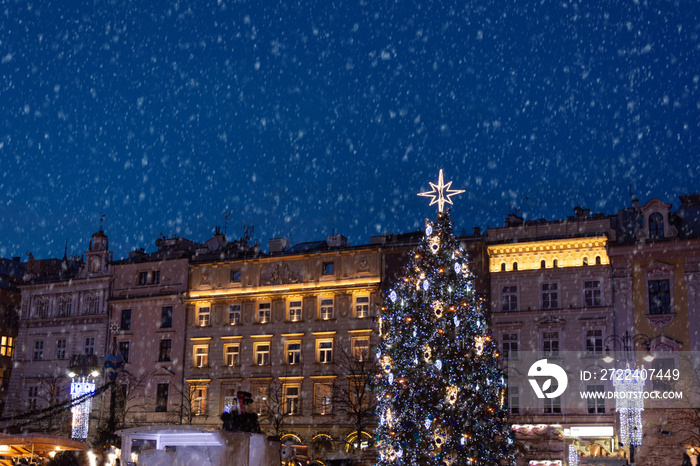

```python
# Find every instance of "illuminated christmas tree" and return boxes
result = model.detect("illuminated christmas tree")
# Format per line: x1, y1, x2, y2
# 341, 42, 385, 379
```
374, 170, 515, 465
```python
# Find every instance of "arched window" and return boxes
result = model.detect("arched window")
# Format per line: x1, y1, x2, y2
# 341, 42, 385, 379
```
65, 297, 72, 316
91, 258, 100, 273
33, 299, 41, 319
85, 295, 93, 315
649, 213, 664, 239
541, 260, 546, 269
41, 299, 49, 319
582, 257, 588, 266
512, 262, 518, 271
501, 263, 506, 272
58, 298, 65, 317
553, 259, 558, 268
595, 256, 602, 265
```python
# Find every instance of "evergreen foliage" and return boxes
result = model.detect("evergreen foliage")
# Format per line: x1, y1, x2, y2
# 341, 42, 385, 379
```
374, 211, 515, 465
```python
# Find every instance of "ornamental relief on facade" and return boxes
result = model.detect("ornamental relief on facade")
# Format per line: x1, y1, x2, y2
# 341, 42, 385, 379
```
260, 263, 302, 286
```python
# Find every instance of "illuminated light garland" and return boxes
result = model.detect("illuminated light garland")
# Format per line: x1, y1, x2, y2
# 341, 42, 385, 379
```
614, 372, 644, 446
568, 445, 580, 466
70, 378, 95, 439
433, 300, 445, 318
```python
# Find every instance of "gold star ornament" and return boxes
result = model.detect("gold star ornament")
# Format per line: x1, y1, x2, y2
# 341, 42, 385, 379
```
418, 169, 465, 212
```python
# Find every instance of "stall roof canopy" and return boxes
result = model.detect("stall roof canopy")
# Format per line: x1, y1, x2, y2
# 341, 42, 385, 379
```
0, 433, 87, 465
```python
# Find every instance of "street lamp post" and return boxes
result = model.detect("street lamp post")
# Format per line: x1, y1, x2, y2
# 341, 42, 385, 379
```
603, 331, 654, 465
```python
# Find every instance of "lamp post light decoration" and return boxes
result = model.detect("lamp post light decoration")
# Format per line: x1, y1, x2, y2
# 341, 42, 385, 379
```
69, 368, 99, 439
602, 331, 655, 464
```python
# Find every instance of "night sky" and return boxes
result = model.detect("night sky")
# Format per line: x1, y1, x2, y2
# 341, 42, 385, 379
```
1, 1, 698, 259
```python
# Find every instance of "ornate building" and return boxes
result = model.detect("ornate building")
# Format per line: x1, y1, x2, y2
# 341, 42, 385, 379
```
488, 209, 620, 465
4, 230, 112, 436
108, 235, 201, 426
183, 233, 383, 464
608, 195, 700, 466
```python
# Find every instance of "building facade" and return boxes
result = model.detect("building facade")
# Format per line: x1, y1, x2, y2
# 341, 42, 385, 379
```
4, 230, 112, 436
488, 210, 621, 465
108, 236, 201, 427
608, 195, 700, 466
183, 234, 383, 464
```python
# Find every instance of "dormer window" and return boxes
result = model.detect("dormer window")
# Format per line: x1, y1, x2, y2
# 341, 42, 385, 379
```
649, 213, 664, 239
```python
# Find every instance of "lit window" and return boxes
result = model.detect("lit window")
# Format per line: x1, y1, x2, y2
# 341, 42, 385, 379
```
541, 283, 559, 309
0, 336, 14, 357
197, 307, 211, 327
502, 333, 518, 360
55, 339, 65, 360
254, 386, 268, 415
586, 385, 605, 413
501, 286, 518, 311
194, 345, 209, 368
314, 383, 332, 414
228, 304, 241, 325
320, 298, 334, 320
161, 306, 173, 328
648, 279, 671, 315
258, 303, 271, 324
584, 280, 603, 307
649, 213, 664, 239
191, 385, 207, 416
352, 337, 370, 361
119, 341, 130, 363
84, 337, 95, 355
256, 343, 270, 366
284, 385, 300, 415
355, 296, 370, 318
156, 383, 169, 412
509, 386, 520, 414
230, 269, 241, 283
288, 301, 302, 322
322, 262, 335, 275
585, 329, 603, 356
33, 341, 44, 361
317, 340, 333, 363
159, 339, 172, 362
225, 344, 240, 366
286, 341, 301, 365
542, 332, 559, 357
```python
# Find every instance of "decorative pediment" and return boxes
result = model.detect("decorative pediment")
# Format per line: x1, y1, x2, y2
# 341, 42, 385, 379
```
261, 263, 301, 286
151, 367, 176, 377
645, 262, 675, 278
536, 316, 565, 328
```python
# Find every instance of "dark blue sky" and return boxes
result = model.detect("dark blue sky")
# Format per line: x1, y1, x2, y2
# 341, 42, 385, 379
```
1, 1, 698, 259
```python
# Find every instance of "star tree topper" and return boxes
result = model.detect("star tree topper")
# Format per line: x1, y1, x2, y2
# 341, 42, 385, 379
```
418, 169, 465, 212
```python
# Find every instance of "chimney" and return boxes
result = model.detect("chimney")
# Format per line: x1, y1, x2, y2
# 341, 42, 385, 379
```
268, 238, 290, 254
328, 234, 348, 248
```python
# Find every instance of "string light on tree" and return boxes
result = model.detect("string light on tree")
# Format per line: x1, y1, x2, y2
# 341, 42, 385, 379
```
374, 170, 515, 465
